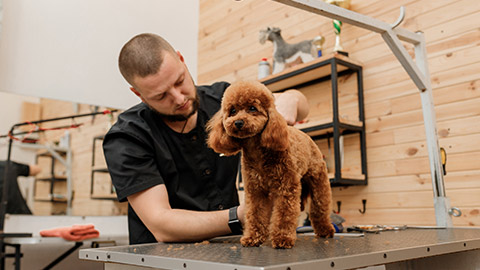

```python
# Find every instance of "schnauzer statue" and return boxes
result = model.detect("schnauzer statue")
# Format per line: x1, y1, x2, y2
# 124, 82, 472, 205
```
259, 27, 316, 74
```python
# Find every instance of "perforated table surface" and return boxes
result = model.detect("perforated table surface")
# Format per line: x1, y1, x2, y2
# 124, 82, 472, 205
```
79, 228, 480, 270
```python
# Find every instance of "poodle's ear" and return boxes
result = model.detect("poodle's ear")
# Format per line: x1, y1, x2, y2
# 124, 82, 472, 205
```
206, 111, 241, 156
261, 107, 289, 151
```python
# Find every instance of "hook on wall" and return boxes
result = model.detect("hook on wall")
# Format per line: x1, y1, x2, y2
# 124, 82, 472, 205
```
334, 201, 341, 214
358, 199, 367, 214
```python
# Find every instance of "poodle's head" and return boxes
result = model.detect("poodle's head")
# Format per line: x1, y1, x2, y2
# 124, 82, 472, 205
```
207, 81, 289, 155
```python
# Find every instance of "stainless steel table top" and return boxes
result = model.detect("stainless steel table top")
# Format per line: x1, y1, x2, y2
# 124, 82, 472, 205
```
79, 228, 480, 270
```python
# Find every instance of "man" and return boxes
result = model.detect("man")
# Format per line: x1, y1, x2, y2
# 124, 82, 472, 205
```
0, 161, 41, 214
103, 33, 309, 244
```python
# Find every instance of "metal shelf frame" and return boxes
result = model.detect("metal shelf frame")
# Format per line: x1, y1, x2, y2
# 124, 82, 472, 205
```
90, 135, 115, 200
262, 56, 367, 186
33, 142, 72, 208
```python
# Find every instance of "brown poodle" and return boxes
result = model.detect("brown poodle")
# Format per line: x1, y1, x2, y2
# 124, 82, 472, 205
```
207, 81, 335, 249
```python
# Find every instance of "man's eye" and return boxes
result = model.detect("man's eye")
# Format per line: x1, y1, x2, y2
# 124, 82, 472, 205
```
248, 106, 257, 112
229, 108, 236, 115
175, 78, 184, 87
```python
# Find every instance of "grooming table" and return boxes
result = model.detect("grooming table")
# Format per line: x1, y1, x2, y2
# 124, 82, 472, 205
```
79, 227, 480, 270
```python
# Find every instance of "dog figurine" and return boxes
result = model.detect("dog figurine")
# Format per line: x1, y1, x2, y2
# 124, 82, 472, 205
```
207, 81, 334, 249
259, 27, 316, 74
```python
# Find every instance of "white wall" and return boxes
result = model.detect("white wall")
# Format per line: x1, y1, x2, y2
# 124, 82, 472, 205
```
0, 0, 199, 109
0, 92, 39, 162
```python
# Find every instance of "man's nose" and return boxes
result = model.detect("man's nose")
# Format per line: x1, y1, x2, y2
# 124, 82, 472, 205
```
170, 88, 185, 105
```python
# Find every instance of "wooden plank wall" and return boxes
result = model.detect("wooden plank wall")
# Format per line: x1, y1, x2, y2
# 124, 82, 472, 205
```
198, 0, 480, 227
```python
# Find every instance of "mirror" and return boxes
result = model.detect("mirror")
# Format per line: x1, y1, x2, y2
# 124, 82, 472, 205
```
0, 0, 199, 216
0, 92, 128, 216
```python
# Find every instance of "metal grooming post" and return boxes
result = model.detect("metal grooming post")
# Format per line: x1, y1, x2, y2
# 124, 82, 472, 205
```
273, 0, 456, 227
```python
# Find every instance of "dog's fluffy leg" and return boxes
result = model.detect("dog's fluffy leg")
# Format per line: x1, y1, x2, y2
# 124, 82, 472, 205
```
306, 161, 335, 238
272, 61, 285, 74
240, 172, 272, 247
269, 174, 302, 249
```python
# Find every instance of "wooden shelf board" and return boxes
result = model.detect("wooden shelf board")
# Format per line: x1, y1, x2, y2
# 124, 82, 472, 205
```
259, 53, 362, 92
295, 117, 362, 129
295, 117, 363, 137
36, 176, 67, 181
35, 195, 67, 202
36, 149, 68, 156
327, 173, 365, 181
91, 194, 117, 200
92, 166, 109, 172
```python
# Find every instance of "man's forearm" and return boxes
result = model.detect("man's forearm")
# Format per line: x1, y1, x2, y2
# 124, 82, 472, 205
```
128, 183, 245, 243
148, 208, 232, 243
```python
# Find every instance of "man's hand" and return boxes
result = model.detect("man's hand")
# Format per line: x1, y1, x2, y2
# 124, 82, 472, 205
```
237, 204, 246, 228
28, 164, 42, 176
273, 89, 309, 126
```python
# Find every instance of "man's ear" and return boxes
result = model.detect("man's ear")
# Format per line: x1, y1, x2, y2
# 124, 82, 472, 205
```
176, 51, 185, 62
130, 87, 146, 103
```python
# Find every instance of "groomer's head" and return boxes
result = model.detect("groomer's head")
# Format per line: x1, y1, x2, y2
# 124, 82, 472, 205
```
119, 33, 197, 121
119, 33, 176, 86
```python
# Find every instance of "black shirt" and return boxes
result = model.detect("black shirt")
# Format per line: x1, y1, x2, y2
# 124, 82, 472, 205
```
0, 161, 32, 214
103, 82, 240, 244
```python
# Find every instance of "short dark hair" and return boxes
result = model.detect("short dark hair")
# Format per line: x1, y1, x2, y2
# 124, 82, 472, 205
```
118, 33, 176, 86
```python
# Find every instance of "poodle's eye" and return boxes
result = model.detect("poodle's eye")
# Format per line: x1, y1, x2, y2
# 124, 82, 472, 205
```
229, 107, 236, 116
248, 106, 258, 112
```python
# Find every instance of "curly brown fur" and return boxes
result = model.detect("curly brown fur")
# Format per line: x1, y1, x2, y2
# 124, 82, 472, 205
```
207, 81, 334, 249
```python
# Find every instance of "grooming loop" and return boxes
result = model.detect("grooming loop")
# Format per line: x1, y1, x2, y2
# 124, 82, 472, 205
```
390, 6, 406, 29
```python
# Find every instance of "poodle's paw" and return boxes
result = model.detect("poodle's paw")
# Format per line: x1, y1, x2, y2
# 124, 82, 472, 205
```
315, 223, 335, 238
240, 235, 264, 247
271, 235, 296, 249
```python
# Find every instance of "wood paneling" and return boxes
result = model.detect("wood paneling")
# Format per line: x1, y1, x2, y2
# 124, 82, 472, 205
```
198, 0, 480, 227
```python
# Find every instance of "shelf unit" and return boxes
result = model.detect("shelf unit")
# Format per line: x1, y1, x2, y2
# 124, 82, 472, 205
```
260, 54, 367, 186
35, 151, 68, 202
24, 140, 73, 214
90, 135, 116, 200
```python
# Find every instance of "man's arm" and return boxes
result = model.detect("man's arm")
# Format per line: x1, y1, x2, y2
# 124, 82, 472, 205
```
28, 164, 42, 176
273, 89, 309, 125
128, 184, 245, 242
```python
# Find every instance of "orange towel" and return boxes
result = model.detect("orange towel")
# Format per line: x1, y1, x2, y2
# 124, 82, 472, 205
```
40, 224, 100, 241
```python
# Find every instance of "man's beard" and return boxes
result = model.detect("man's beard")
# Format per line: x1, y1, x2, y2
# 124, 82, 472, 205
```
149, 96, 199, 122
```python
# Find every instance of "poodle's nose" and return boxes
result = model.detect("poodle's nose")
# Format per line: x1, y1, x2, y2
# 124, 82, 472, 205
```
234, 120, 244, 129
